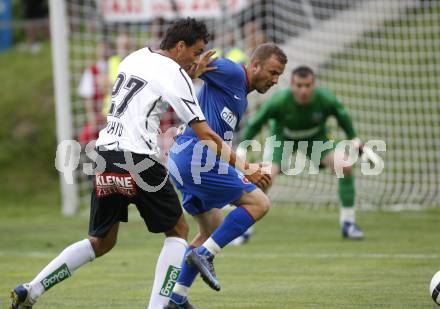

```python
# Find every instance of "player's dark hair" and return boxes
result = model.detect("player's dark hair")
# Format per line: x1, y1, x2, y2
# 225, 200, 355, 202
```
250, 43, 287, 65
160, 18, 209, 50
292, 66, 314, 78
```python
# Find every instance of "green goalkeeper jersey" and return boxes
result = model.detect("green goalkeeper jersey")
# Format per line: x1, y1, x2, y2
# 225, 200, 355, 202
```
241, 87, 357, 142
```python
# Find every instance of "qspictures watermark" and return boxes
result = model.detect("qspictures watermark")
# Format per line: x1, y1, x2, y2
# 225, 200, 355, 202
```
55, 134, 386, 192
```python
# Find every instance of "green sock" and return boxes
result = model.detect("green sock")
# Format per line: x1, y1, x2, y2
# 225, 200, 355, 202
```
339, 175, 355, 207
338, 175, 355, 207
338, 175, 356, 224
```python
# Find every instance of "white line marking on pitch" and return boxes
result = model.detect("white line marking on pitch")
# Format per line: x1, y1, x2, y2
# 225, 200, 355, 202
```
0, 251, 438, 260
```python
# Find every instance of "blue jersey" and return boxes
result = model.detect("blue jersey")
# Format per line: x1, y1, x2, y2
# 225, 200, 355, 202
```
182, 58, 249, 142
168, 58, 256, 216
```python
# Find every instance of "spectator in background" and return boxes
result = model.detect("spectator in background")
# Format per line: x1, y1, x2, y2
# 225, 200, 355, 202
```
212, 21, 267, 65
21, 0, 49, 53
77, 40, 113, 146
148, 16, 166, 49
243, 20, 267, 55
212, 25, 248, 64
102, 33, 134, 115
108, 32, 133, 84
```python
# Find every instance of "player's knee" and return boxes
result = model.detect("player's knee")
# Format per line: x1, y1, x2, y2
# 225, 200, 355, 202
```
89, 236, 117, 257
255, 192, 271, 218
164, 215, 189, 240
262, 195, 271, 214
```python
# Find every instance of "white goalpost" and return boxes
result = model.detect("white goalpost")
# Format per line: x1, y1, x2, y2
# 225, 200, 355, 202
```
49, 0, 79, 215
51, 0, 440, 214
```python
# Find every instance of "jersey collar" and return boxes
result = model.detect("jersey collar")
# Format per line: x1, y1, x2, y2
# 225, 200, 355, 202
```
242, 64, 251, 93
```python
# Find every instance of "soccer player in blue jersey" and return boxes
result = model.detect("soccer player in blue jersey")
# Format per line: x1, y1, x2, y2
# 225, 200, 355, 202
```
164, 43, 287, 309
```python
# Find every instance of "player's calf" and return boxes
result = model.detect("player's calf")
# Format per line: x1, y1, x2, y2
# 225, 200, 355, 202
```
230, 226, 254, 246
188, 203, 262, 290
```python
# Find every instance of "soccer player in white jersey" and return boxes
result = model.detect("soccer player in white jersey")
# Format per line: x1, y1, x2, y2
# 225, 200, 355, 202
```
10, 18, 270, 309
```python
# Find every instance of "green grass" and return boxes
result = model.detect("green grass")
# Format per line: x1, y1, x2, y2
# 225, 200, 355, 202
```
0, 43, 59, 200
1, 197, 439, 308
1, 4, 440, 308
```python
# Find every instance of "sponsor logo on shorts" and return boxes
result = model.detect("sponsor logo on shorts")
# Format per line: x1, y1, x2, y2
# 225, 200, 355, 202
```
95, 172, 137, 198
159, 265, 181, 297
41, 263, 71, 291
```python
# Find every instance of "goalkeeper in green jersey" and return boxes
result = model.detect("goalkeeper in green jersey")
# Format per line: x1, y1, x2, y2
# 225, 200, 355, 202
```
241, 66, 364, 239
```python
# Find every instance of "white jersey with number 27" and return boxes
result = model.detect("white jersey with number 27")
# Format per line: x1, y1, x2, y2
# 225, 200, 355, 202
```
96, 47, 205, 155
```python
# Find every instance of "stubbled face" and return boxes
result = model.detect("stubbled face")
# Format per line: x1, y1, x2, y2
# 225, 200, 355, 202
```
251, 55, 285, 93
175, 40, 205, 72
291, 74, 315, 105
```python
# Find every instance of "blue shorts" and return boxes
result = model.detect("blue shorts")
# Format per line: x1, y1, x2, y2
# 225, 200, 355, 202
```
168, 136, 257, 216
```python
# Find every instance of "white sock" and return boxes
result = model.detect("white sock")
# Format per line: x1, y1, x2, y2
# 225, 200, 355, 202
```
147, 237, 187, 309
340, 207, 356, 226
28, 239, 95, 301
202, 238, 221, 256
173, 283, 189, 297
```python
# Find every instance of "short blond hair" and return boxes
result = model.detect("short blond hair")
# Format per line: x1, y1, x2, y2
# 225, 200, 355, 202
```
250, 43, 287, 65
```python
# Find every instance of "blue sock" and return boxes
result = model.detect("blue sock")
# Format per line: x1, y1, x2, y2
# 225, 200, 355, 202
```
170, 247, 199, 304
204, 207, 255, 250
177, 248, 199, 288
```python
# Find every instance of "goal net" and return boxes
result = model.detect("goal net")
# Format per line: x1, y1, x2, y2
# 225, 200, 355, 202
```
61, 0, 439, 210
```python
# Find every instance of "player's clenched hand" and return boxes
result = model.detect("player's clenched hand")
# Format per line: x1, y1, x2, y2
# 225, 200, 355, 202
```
257, 162, 273, 192
257, 173, 272, 192
256, 162, 272, 192
189, 49, 218, 79
245, 163, 272, 191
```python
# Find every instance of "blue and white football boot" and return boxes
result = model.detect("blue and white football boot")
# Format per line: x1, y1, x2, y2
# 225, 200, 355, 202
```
342, 221, 364, 240
185, 249, 220, 291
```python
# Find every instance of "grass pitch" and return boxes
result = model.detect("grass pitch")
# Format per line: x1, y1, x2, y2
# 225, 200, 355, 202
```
1, 192, 439, 309
1, 4, 439, 308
